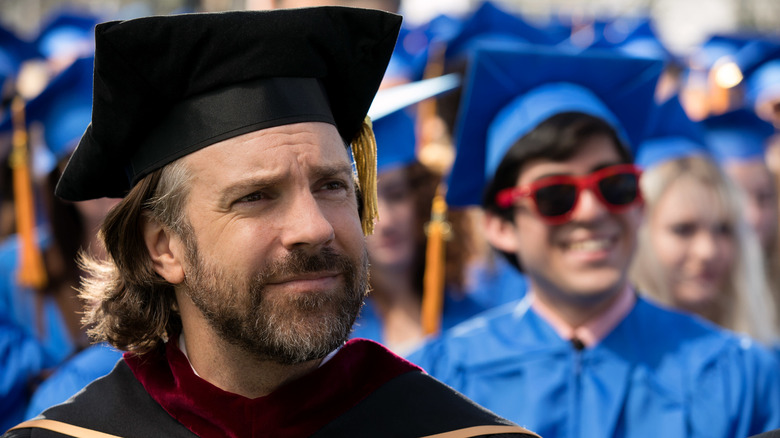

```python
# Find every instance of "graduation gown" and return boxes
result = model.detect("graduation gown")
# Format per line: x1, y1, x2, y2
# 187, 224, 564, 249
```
0, 317, 50, 432
0, 233, 75, 430
408, 295, 780, 438
24, 343, 123, 419
3, 338, 535, 438
0, 232, 75, 365
350, 288, 489, 352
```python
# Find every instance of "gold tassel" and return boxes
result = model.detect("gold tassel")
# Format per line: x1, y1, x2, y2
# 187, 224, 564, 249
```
421, 186, 451, 335
10, 96, 48, 289
351, 116, 379, 235
418, 42, 450, 336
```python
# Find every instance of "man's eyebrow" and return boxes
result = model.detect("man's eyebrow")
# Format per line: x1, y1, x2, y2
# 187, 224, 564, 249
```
311, 163, 355, 180
218, 174, 285, 204
218, 163, 355, 204
532, 161, 625, 181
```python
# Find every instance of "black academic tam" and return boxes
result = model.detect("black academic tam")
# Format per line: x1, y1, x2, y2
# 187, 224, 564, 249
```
55, 7, 401, 202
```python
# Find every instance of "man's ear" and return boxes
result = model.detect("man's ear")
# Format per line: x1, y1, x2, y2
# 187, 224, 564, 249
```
142, 214, 186, 285
483, 210, 520, 254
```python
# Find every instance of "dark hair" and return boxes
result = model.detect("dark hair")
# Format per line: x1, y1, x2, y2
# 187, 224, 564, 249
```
78, 164, 188, 354
481, 111, 633, 270
44, 164, 85, 288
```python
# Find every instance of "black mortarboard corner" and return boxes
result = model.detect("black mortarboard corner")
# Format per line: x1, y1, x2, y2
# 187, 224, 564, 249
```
55, 7, 402, 202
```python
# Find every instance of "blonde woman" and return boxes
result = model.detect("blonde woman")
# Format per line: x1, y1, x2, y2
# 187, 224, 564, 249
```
632, 154, 777, 344
704, 109, 780, 336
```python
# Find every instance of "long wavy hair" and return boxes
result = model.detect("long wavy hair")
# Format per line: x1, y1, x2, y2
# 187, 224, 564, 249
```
78, 161, 191, 354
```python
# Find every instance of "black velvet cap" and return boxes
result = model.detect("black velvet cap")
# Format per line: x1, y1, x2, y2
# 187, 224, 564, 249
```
55, 7, 402, 201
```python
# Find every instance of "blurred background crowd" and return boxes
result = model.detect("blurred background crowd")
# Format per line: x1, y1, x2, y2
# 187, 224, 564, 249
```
2, 0, 780, 435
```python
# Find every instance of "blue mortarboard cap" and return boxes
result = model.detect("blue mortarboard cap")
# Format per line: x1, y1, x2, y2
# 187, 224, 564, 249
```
617, 36, 673, 62
533, 20, 570, 46
369, 73, 461, 171
555, 18, 607, 53
583, 18, 675, 63
732, 37, 780, 79
444, 2, 555, 61
691, 34, 748, 69
373, 109, 417, 172
0, 23, 40, 72
391, 15, 463, 81
0, 48, 13, 80
35, 9, 99, 59
0, 56, 93, 162
384, 50, 414, 83
703, 108, 775, 163
635, 95, 709, 169
446, 46, 663, 207
746, 59, 780, 108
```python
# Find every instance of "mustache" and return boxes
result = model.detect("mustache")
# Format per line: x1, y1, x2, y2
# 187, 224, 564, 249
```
258, 247, 354, 284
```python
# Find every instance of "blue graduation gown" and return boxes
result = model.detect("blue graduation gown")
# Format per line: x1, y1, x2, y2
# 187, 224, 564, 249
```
24, 343, 123, 419
0, 316, 51, 432
408, 295, 780, 438
465, 256, 528, 310
351, 289, 489, 352
0, 233, 67, 431
0, 232, 75, 364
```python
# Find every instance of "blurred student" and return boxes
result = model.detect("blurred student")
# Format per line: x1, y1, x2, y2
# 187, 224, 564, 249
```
704, 111, 780, 312
408, 46, 780, 438
632, 98, 777, 344
354, 97, 487, 354
0, 56, 121, 424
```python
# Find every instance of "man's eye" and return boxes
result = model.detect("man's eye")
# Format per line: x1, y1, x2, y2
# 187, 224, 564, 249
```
323, 180, 348, 191
237, 192, 266, 203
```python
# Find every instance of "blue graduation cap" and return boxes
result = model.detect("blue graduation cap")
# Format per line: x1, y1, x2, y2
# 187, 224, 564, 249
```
446, 46, 663, 207
635, 95, 709, 169
35, 9, 99, 60
703, 108, 775, 163
616, 29, 676, 63
692, 34, 780, 93
0, 56, 93, 165
731, 36, 780, 79
0, 22, 40, 73
373, 109, 417, 172
392, 14, 464, 81
368, 73, 461, 172
746, 59, 780, 110
689, 34, 749, 70
573, 17, 676, 63
444, 2, 555, 62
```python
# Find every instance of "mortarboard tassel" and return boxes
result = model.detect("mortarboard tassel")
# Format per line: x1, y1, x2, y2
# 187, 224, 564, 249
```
9, 96, 48, 290
419, 41, 450, 336
351, 116, 379, 235
421, 186, 451, 335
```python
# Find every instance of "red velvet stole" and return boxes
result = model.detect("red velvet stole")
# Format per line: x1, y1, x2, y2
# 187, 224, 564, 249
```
124, 338, 420, 438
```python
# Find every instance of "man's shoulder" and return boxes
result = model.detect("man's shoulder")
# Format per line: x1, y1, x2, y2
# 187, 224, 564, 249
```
314, 369, 538, 437
2, 360, 196, 438
631, 296, 764, 353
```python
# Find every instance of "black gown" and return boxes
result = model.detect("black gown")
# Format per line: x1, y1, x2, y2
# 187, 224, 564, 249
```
3, 339, 537, 438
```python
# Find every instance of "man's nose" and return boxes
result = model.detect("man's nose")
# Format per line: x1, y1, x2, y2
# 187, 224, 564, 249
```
280, 191, 335, 250
568, 187, 609, 223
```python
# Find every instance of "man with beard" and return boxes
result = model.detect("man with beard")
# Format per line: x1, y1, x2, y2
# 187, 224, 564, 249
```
3, 8, 537, 438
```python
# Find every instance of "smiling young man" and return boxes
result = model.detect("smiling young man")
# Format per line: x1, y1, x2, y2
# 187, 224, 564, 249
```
407, 47, 780, 438
2, 8, 538, 438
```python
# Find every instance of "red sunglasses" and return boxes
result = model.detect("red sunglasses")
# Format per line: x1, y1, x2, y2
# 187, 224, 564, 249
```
495, 163, 643, 225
